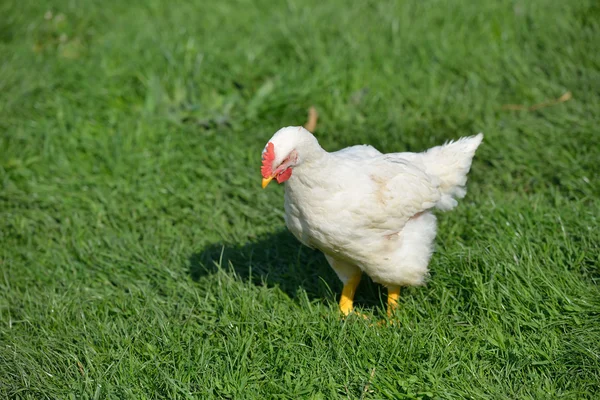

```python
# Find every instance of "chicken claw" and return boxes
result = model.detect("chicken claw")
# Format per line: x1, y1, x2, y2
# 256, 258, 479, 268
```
339, 272, 362, 316
386, 286, 401, 317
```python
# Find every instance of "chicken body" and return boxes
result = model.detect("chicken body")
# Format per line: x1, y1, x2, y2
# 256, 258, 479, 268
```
261, 126, 483, 316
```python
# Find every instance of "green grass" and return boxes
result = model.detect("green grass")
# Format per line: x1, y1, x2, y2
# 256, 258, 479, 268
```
1, 0, 599, 398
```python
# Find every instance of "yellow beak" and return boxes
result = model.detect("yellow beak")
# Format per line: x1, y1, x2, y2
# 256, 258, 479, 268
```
262, 176, 274, 189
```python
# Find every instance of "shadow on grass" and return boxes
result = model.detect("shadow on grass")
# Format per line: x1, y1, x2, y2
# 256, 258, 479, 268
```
189, 230, 383, 310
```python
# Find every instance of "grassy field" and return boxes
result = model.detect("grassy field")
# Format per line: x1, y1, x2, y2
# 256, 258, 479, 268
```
1, 0, 599, 398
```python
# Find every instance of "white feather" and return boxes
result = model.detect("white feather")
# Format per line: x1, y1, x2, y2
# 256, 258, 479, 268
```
265, 127, 483, 287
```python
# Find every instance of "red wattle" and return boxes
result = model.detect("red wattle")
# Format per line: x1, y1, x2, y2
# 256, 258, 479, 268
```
276, 168, 292, 183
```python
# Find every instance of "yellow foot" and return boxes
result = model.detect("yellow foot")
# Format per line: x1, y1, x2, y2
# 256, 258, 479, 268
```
338, 272, 363, 318
339, 297, 354, 317
366, 285, 401, 327
386, 285, 401, 318
339, 300, 369, 320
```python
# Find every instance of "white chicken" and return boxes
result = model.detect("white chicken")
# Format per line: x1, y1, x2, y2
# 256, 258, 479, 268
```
261, 124, 483, 317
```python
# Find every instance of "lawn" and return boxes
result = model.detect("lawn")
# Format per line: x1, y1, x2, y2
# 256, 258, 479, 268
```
1, 0, 599, 398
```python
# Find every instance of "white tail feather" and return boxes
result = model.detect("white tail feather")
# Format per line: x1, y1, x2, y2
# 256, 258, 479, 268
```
419, 133, 483, 210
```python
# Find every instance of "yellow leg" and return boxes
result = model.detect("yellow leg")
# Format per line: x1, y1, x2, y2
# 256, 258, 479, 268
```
339, 272, 362, 316
387, 286, 401, 317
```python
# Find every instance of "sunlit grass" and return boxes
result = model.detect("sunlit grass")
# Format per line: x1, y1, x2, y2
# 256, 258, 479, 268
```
1, 0, 599, 398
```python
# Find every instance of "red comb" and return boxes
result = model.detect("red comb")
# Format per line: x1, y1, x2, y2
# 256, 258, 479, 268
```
261, 142, 275, 178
